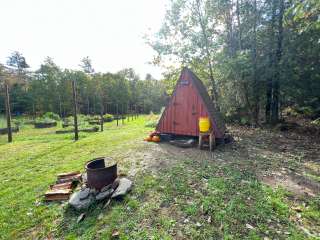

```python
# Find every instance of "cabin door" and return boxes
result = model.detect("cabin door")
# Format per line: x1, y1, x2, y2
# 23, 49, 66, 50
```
173, 83, 190, 135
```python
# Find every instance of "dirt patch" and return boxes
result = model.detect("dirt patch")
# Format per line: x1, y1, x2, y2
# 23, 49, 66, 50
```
130, 125, 320, 198
261, 173, 317, 197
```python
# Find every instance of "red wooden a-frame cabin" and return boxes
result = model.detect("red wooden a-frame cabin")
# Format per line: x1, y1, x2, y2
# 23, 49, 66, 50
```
157, 68, 225, 139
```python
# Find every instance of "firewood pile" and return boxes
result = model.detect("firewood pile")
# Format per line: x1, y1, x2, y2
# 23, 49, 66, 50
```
44, 168, 132, 211
45, 171, 81, 201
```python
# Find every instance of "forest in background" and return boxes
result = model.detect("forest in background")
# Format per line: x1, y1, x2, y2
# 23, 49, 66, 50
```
149, 0, 320, 125
0, 54, 167, 117
0, 0, 319, 126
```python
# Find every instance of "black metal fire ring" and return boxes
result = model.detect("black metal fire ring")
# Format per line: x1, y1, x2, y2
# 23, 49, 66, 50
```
85, 157, 117, 190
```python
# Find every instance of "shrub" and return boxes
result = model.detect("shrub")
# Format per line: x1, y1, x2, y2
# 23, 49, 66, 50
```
145, 120, 158, 128
35, 117, 56, 124
12, 119, 23, 127
42, 112, 60, 121
145, 111, 161, 128
88, 115, 101, 121
283, 107, 299, 117
240, 117, 250, 126
311, 118, 320, 126
296, 106, 314, 117
103, 114, 114, 122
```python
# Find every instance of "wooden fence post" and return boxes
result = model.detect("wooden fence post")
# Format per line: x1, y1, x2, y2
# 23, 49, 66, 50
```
72, 80, 79, 141
127, 104, 129, 122
122, 104, 124, 125
131, 106, 134, 121
116, 104, 119, 126
100, 101, 104, 132
5, 84, 12, 143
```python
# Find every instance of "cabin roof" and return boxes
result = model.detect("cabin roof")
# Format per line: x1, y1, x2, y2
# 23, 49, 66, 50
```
184, 68, 225, 134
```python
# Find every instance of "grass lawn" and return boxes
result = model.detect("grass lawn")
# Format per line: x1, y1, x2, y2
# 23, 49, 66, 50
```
0, 116, 319, 239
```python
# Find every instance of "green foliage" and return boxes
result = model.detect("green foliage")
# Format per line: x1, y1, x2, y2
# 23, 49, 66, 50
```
283, 107, 299, 117
145, 121, 158, 128
34, 112, 60, 125
149, 0, 320, 124
103, 113, 114, 122
0, 115, 6, 128
144, 111, 161, 128
35, 117, 56, 124
311, 118, 320, 126
0, 58, 167, 118
43, 112, 60, 121
6, 51, 29, 69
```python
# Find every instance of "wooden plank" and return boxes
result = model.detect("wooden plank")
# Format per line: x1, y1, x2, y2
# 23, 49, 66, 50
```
56, 173, 81, 184
57, 171, 80, 178
45, 189, 72, 201
50, 182, 73, 190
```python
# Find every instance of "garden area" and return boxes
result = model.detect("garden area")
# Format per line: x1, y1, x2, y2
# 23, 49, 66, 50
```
0, 114, 319, 239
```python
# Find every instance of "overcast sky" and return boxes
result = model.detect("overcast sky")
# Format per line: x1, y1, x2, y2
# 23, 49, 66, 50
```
0, 0, 168, 79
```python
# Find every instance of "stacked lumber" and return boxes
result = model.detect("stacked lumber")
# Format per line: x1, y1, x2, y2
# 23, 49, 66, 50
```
56, 171, 82, 183
45, 171, 81, 201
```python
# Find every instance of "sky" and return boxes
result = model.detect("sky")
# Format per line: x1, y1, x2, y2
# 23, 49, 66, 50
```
0, 0, 168, 79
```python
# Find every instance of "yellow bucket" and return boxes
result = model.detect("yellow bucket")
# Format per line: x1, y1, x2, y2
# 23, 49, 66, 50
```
199, 117, 210, 132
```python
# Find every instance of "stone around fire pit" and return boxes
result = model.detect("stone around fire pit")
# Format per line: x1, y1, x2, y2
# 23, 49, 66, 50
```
69, 190, 95, 210
68, 177, 132, 209
79, 188, 90, 200
95, 178, 120, 201
111, 178, 132, 199
96, 188, 114, 201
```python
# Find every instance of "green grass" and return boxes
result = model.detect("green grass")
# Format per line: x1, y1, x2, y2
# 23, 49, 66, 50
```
0, 116, 151, 239
0, 116, 319, 239
0, 115, 7, 128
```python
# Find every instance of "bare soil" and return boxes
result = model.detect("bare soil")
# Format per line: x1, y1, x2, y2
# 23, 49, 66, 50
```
126, 125, 320, 198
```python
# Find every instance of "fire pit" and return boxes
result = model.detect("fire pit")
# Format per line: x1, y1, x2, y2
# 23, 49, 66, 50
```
85, 157, 117, 190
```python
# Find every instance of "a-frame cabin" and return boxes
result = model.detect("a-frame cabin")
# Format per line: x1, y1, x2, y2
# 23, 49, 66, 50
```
157, 68, 225, 139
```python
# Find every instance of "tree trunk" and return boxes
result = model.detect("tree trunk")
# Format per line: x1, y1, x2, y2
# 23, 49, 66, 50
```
87, 97, 90, 115
225, 0, 235, 56
271, 0, 284, 124
195, 0, 219, 109
72, 80, 79, 141
32, 102, 36, 120
265, 0, 276, 124
252, 0, 260, 126
58, 94, 62, 117
236, 0, 242, 51
122, 104, 125, 125
266, 80, 272, 123
5, 84, 12, 143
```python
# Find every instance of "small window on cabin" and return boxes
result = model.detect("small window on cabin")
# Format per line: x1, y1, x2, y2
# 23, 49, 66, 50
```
180, 80, 189, 85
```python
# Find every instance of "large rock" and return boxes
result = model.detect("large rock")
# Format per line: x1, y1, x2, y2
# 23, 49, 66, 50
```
111, 178, 132, 199
79, 188, 90, 200
100, 184, 112, 193
96, 188, 114, 201
111, 178, 120, 190
69, 191, 95, 210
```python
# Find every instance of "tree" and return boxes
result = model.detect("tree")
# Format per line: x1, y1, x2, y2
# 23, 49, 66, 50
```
150, 0, 320, 125
79, 56, 94, 74
7, 51, 29, 70
6, 51, 29, 83
148, 0, 221, 107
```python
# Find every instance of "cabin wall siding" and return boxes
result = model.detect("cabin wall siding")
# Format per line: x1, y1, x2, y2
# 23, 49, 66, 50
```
156, 68, 225, 138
